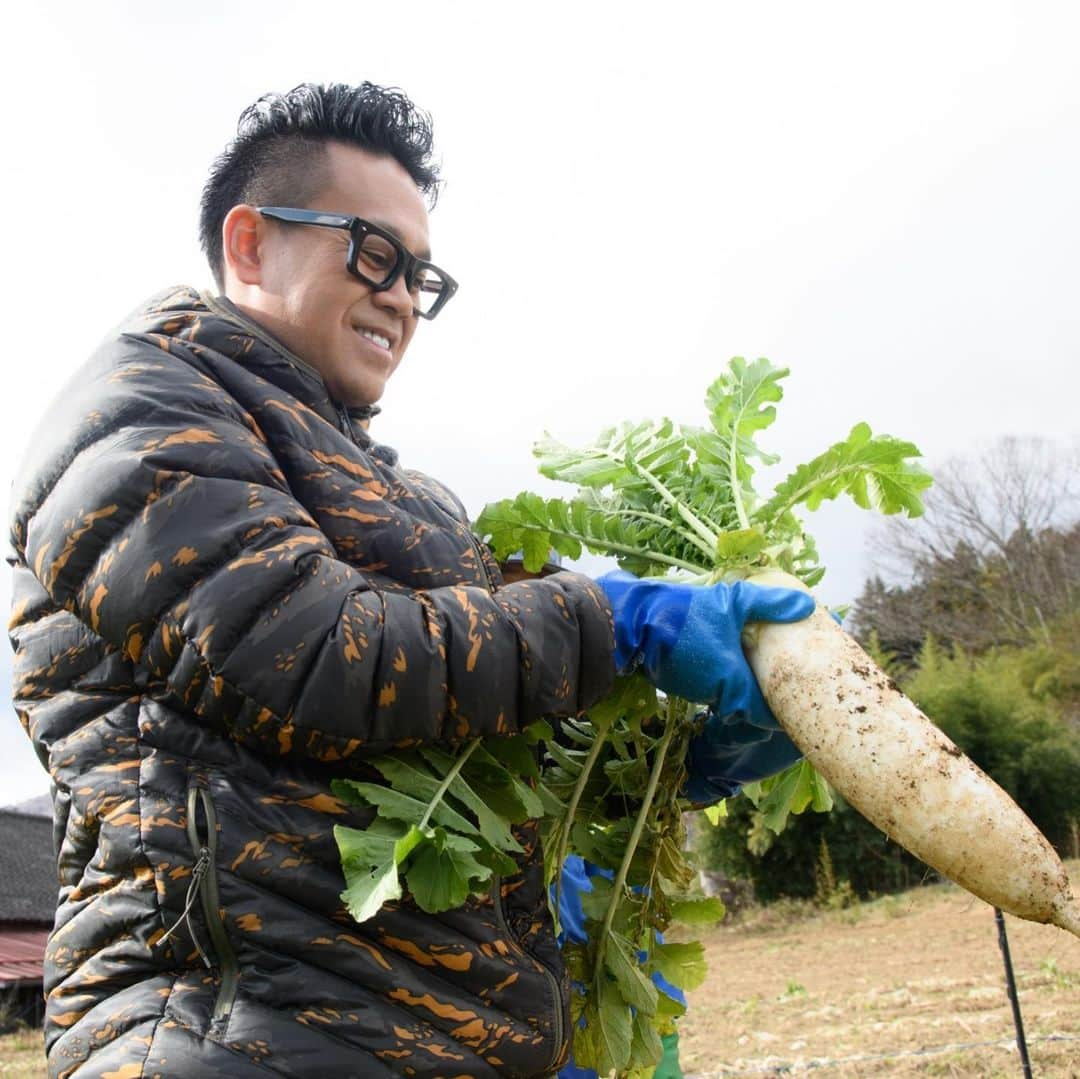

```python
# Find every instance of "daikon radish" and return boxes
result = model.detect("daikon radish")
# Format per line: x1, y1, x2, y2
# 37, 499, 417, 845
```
745, 588, 1080, 940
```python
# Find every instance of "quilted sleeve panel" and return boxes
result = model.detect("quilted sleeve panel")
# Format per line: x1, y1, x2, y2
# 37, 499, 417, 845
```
11, 336, 614, 763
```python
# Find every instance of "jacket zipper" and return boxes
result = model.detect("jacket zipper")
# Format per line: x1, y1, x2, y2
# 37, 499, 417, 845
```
186, 779, 240, 1035
491, 880, 566, 1073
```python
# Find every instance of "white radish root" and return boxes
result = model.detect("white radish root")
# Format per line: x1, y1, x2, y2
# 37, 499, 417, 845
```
744, 601, 1080, 941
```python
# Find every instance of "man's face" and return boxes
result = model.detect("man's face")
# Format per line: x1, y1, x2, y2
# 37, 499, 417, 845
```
241, 142, 432, 408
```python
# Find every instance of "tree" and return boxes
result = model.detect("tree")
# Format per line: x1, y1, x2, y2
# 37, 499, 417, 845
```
852, 436, 1080, 658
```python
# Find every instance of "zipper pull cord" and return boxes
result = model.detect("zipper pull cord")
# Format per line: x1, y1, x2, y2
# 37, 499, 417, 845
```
337, 403, 353, 440
158, 848, 213, 968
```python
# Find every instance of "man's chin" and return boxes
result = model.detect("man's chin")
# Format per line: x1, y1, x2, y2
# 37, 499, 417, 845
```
325, 367, 385, 410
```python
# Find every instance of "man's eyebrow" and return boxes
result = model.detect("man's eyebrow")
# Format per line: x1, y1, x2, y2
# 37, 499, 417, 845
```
368, 217, 432, 262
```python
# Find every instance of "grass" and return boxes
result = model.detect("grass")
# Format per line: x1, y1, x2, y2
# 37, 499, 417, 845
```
0, 1026, 46, 1079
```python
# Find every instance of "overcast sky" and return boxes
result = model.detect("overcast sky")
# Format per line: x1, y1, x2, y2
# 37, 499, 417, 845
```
2, 1, 1077, 804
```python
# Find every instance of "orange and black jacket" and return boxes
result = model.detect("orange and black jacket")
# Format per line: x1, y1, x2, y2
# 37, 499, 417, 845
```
8, 286, 614, 1078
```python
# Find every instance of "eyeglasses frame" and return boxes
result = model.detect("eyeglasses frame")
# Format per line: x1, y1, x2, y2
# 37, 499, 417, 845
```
255, 206, 458, 320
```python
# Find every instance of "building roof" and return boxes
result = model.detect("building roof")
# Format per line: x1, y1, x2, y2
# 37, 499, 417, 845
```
0, 926, 49, 987
1, 793, 52, 818
0, 810, 56, 924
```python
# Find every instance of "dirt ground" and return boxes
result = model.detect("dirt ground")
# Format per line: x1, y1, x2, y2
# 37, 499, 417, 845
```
679, 868, 1080, 1078
2, 872, 1078, 1078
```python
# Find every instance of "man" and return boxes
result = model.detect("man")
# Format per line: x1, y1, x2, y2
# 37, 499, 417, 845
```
8, 82, 812, 1077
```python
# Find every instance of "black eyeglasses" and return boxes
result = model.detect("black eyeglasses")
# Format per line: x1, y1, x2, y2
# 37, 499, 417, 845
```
256, 206, 458, 320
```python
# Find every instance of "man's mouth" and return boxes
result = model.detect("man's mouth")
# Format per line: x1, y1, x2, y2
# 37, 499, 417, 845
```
357, 327, 392, 351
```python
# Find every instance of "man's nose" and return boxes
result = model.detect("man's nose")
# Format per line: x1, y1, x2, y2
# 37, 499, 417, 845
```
373, 272, 415, 318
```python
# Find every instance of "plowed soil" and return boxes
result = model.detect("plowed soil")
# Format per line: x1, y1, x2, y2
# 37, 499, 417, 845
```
680, 866, 1080, 1078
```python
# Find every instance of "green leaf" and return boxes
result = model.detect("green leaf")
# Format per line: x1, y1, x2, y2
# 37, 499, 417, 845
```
535, 779, 566, 819
755, 759, 833, 833
522, 718, 554, 744
669, 896, 726, 926
703, 800, 728, 824
520, 528, 552, 571
545, 738, 589, 777
656, 835, 695, 890
333, 779, 480, 838
762, 422, 933, 522
579, 875, 615, 922
404, 829, 492, 914
334, 821, 425, 924
571, 818, 635, 870
561, 942, 591, 988
571, 1017, 603, 1074
471, 744, 546, 820
474, 492, 581, 570
557, 717, 599, 747
593, 974, 633, 1074
534, 431, 633, 488
366, 753, 445, 803
628, 1008, 665, 1069
715, 526, 768, 562
471, 844, 520, 878
588, 673, 658, 731
655, 990, 687, 1019
809, 766, 834, 813
604, 753, 650, 791
707, 357, 785, 439
603, 931, 658, 1017
650, 940, 708, 991
475, 480, 710, 579
485, 732, 541, 782
416, 746, 525, 852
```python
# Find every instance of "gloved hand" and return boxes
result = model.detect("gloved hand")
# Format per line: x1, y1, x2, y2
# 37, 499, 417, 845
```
596, 570, 815, 709
684, 708, 804, 804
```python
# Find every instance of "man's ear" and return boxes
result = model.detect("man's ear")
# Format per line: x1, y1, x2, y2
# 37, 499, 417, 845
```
222, 205, 265, 286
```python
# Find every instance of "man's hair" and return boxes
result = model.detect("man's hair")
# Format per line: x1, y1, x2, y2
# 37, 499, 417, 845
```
199, 81, 441, 289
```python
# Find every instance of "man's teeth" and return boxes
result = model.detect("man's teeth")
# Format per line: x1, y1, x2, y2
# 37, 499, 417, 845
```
359, 329, 391, 350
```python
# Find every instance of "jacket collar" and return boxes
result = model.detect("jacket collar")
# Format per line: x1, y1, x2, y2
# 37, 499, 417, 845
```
200, 290, 381, 427
132, 287, 398, 461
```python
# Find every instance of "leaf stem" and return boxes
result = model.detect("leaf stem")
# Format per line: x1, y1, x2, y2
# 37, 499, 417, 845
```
728, 438, 752, 531
552, 720, 613, 932
518, 521, 709, 575
595, 696, 683, 972
609, 508, 718, 562
634, 467, 723, 554
417, 737, 482, 833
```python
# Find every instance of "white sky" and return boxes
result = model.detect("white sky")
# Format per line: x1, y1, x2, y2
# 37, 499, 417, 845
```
2, 0, 1078, 803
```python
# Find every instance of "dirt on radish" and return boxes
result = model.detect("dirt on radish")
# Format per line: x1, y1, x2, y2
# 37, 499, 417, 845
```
678, 862, 1080, 1077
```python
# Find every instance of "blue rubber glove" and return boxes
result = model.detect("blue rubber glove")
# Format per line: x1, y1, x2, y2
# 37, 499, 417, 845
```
684, 709, 805, 804
596, 570, 815, 709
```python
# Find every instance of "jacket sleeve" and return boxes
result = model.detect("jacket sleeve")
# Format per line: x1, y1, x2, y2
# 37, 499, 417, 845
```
11, 340, 614, 763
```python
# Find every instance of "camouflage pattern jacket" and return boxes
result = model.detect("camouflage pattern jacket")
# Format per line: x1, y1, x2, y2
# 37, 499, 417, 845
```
8, 287, 614, 1078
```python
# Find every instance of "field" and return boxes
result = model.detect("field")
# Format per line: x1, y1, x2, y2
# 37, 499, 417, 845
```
0, 1026, 42, 1079
680, 864, 1080, 1077
2, 869, 1078, 1078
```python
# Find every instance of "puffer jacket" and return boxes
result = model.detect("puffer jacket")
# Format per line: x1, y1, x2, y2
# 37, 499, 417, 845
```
8, 287, 614, 1079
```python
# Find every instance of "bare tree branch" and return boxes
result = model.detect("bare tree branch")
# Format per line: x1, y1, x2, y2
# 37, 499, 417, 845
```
854, 436, 1080, 656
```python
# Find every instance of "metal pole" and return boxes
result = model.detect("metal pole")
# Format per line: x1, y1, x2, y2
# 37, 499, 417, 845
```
995, 907, 1033, 1078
